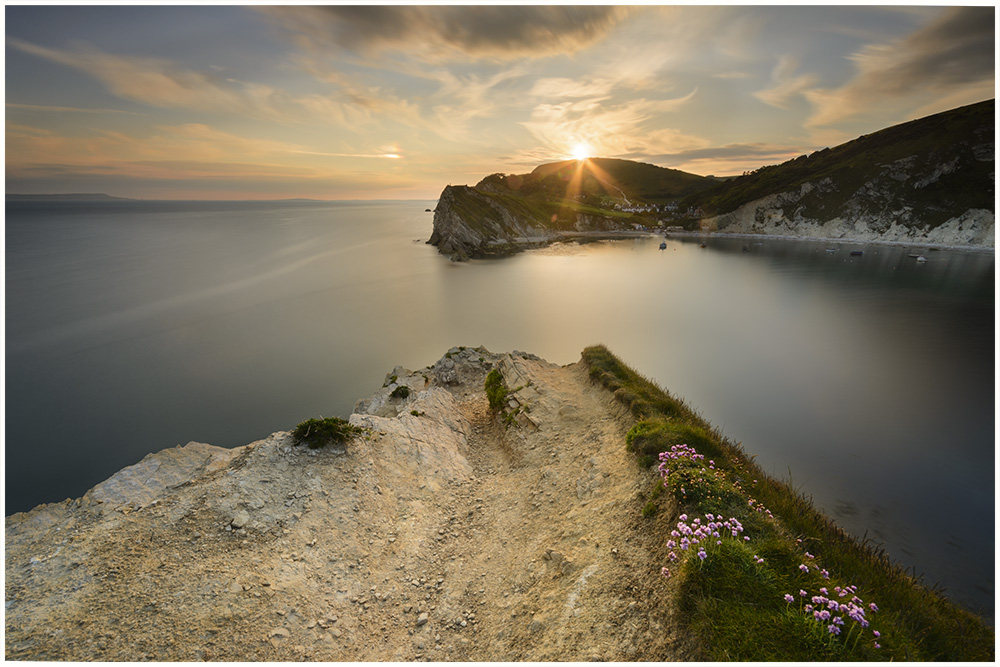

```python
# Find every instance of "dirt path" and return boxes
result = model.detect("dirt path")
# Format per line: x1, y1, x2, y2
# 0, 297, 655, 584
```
5, 351, 697, 661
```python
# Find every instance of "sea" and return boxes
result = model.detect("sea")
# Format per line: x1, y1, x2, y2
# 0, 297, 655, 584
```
5, 199, 995, 619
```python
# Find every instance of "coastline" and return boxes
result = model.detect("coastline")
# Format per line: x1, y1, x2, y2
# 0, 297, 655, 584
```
475, 228, 995, 257
662, 229, 996, 254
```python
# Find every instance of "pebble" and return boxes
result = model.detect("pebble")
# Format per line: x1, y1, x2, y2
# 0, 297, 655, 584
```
416, 612, 429, 626
269, 627, 290, 639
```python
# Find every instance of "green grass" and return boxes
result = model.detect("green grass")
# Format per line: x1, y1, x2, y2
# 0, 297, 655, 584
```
681, 99, 994, 229
482, 157, 717, 205
291, 416, 365, 450
581, 344, 994, 661
484, 368, 509, 413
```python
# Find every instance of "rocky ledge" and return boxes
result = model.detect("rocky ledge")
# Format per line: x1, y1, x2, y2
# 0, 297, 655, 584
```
5, 346, 693, 661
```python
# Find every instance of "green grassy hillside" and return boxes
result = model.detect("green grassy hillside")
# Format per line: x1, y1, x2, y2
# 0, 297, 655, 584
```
477, 157, 716, 206
681, 99, 994, 228
582, 345, 994, 661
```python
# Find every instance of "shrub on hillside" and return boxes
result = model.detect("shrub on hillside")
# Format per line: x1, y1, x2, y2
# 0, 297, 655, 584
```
485, 368, 509, 412
292, 416, 364, 449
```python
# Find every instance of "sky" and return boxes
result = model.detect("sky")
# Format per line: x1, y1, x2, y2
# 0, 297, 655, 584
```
5, 3, 996, 200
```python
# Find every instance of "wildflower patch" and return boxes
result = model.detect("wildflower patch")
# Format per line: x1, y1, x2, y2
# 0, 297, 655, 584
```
656, 444, 743, 514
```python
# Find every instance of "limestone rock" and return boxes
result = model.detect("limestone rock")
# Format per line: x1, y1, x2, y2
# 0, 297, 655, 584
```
427, 185, 556, 260
83, 441, 244, 510
230, 509, 250, 529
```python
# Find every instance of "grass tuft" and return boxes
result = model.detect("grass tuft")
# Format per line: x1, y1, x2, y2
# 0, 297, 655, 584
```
484, 368, 509, 412
292, 416, 365, 450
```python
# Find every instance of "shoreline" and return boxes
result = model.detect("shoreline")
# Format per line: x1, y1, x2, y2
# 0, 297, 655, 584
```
483, 228, 995, 257
661, 229, 995, 254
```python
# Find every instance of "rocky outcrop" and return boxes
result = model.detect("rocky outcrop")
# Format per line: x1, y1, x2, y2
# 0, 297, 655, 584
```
427, 186, 555, 260
428, 185, 638, 260
700, 166, 994, 248
5, 345, 693, 661
693, 100, 995, 248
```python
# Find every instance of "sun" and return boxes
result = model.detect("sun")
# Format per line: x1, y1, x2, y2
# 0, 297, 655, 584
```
571, 142, 592, 161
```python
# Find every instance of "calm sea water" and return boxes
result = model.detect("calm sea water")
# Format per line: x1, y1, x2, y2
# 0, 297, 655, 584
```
5, 200, 995, 618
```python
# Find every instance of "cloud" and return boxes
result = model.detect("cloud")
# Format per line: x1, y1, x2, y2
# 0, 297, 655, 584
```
5, 121, 434, 199
805, 6, 994, 126
261, 6, 631, 62
625, 142, 814, 177
6, 102, 140, 115
521, 89, 704, 159
6, 120, 344, 175
634, 142, 805, 164
7, 38, 378, 127
753, 55, 818, 109
530, 77, 616, 99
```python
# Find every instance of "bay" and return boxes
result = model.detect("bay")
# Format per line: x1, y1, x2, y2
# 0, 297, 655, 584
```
4, 199, 994, 619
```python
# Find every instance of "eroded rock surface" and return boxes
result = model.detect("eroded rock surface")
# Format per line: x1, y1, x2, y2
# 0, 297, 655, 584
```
5, 346, 694, 661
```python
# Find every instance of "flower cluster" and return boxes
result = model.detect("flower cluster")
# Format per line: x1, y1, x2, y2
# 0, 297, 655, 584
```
786, 579, 882, 650
657, 444, 704, 478
661, 513, 756, 577
656, 443, 739, 506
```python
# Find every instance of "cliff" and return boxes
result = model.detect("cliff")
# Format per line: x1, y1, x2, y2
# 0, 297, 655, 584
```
697, 186, 993, 248
427, 185, 643, 260
427, 186, 555, 260
4, 346, 693, 661
688, 99, 995, 248
6, 345, 992, 660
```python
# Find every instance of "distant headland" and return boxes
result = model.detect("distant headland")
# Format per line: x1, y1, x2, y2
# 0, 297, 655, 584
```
429, 99, 994, 260
6, 193, 134, 201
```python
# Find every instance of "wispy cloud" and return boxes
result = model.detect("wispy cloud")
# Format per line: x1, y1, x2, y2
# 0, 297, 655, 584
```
292, 150, 402, 159
753, 55, 818, 109
260, 6, 631, 63
631, 142, 813, 177
521, 89, 703, 159
6, 102, 140, 115
7, 38, 374, 127
5, 121, 425, 198
4, 121, 397, 175
805, 6, 994, 126
530, 77, 616, 100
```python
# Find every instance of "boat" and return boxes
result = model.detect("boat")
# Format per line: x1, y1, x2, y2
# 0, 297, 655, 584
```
825, 248, 836, 253
915, 256, 927, 263
659, 242, 667, 250
908, 253, 922, 258
700, 242, 707, 248
849, 250, 864, 256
